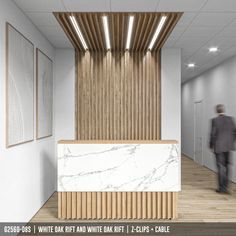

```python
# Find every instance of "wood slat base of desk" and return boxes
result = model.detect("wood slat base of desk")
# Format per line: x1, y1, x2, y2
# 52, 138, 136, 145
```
58, 192, 178, 219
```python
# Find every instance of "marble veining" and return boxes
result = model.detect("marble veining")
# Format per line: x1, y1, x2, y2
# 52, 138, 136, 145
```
58, 143, 180, 192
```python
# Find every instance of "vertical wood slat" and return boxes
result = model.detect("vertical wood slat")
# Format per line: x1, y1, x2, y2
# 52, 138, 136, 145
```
71, 192, 76, 219
77, 192, 82, 219
97, 192, 102, 219
61, 192, 67, 219
58, 192, 61, 218
107, 192, 112, 219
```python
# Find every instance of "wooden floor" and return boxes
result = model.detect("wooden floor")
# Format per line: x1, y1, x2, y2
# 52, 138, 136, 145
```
30, 156, 236, 222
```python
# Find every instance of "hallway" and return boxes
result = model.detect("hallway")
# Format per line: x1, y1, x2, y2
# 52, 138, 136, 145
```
30, 156, 236, 222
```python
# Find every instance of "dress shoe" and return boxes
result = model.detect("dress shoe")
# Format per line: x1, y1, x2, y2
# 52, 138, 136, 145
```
222, 189, 230, 194
216, 189, 222, 193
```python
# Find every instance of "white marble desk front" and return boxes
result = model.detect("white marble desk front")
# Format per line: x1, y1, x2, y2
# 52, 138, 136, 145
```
58, 140, 180, 192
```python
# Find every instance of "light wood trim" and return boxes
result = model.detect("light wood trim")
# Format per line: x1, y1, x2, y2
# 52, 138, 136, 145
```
58, 140, 177, 144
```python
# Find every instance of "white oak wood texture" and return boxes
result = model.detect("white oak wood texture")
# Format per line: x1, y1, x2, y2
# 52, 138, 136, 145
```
58, 192, 178, 219
54, 13, 182, 52
57, 51, 178, 219
55, 12, 183, 220
76, 51, 161, 141
58, 140, 177, 144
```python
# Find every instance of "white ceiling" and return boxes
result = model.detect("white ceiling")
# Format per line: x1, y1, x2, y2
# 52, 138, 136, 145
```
13, 0, 236, 82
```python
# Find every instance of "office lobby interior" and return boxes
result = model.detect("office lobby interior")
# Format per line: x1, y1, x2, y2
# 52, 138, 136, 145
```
1, 0, 236, 225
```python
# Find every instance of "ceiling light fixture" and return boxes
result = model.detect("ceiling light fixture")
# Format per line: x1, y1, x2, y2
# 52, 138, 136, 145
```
69, 15, 88, 50
188, 63, 195, 68
148, 16, 167, 50
102, 16, 111, 50
209, 47, 218, 52
126, 16, 134, 50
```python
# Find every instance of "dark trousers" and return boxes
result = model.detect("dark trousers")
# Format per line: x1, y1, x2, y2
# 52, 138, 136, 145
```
215, 152, 230, 191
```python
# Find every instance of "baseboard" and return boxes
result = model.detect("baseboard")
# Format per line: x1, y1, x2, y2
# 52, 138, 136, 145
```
181, 152, 193, 160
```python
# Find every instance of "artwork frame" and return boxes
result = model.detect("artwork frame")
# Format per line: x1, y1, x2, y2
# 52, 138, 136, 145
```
36, 48, 53, 139
6, 22, 34, 148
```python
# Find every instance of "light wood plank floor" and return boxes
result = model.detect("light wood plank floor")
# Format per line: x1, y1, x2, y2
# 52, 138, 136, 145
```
30, 156, 236, 222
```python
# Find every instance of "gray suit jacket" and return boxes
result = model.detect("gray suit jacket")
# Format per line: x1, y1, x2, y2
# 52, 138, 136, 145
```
210, 115, 236, 153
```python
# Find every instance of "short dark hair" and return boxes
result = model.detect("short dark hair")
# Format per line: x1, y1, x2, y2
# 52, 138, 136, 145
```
216, 104, 225, 114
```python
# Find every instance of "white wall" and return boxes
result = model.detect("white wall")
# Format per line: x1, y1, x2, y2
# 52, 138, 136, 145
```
0, 0, 56, 221
182, 55, 236, 183
161, 48, 181, 144
54, 49, 75, 142
161, 48, 181, 189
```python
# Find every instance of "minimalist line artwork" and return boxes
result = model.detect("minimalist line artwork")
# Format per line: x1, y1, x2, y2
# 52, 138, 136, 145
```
6, 23, 34, 147
36, 49, 53, 139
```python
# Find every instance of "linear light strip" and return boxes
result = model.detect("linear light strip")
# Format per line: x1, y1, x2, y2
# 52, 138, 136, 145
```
69, 15, 88, 50
148, 16, 167, 50
102, 16, 111, 50
126, 16, 134, 50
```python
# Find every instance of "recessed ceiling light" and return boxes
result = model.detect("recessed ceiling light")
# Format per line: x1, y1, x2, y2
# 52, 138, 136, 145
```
188, 63, 195, 68
126, 16, 134, 50
148, 16, 167, 50
69, 15, 88, 50
102, 16, 111, 50
209, 47, 218, 52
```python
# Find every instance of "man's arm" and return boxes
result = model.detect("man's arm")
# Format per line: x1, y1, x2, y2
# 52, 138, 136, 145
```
209, 119, 216, 150
231, 117, 236, 141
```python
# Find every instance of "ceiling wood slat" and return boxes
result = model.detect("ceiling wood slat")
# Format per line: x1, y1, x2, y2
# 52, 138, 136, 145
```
54, 13, 83, 51
76, 14, 92, 50
55, 12, 182, 52
93, 14, 105, 51
88, 14, 100, 51
136, 13, 148, 51
82, 14, 97, 51
131, 14, 142, 51
143, 15, 161, 51
155, 13, 183, 51
154, 13, 175, 51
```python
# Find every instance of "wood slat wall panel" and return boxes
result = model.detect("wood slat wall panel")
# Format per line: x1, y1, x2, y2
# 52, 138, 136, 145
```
77, 52, 160, 140
58, 192, 178, 219
58, 50, 178, 219
55, 12, 182, 219
54, 12, 182, 52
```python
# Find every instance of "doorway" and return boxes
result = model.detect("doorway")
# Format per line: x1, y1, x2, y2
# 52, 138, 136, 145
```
194, 101, 203, 165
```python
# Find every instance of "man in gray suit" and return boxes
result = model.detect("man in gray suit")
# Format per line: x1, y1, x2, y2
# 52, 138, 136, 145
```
210, 104, 236, 193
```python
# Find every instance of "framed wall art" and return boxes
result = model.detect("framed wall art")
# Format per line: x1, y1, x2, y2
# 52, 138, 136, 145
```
6, 23, 34, 147
36, 48, 53, 139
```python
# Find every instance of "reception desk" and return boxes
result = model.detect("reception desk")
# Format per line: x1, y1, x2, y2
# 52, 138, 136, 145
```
58, 140, 180, 219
